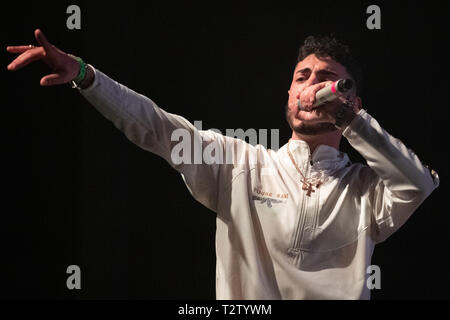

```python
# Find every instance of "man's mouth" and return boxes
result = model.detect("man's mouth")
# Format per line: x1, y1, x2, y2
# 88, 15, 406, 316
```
295, 108, 323, 122
296, 108, 314, 116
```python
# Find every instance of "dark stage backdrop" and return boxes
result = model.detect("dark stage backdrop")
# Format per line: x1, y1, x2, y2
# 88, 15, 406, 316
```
1, 1, 449, 299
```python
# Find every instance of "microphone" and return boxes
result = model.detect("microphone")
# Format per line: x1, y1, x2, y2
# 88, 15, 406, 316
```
298, 79, 353, 110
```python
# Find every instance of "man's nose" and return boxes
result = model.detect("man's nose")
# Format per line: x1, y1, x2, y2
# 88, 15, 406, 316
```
305, 74, 320, 86
296, 74, 320, 99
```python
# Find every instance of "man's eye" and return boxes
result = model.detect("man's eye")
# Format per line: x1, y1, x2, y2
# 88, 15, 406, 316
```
296, 77, 305, 82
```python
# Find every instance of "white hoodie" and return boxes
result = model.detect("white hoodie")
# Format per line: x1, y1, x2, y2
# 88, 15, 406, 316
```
79, 67, 439, 300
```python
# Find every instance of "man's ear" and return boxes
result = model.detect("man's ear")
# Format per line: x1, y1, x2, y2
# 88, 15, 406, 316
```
355, 96, 362, 110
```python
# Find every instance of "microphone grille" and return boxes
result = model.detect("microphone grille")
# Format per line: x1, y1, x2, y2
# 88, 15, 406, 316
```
337, 79, 353, 92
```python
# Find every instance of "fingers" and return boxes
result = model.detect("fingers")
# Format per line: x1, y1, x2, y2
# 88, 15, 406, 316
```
336, 95, 349, 105
40, 73, 65, 86
6, 29, 52, 57
298, 81, 333, 110
336, 94, 361, 112
35, 29, 52, 51
6, 46, 35, 54
7, 47, 46, 71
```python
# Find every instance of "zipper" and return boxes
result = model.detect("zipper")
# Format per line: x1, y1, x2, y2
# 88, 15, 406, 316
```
312, 184, 320, 230
288, 157, 311, 254
289, 190, 306, 255
294, 160, 312, 248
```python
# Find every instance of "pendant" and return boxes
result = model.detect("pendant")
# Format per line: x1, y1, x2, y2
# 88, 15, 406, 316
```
301, 180, 322, 197
302, 181, 315, 196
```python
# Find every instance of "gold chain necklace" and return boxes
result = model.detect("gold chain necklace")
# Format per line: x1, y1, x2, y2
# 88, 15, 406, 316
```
287, 140, 322, 196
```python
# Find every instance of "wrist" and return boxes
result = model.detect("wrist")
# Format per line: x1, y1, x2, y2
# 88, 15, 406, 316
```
68, 54, 87, 83
76, 64, 95, 89
69, 55, 95, 90
334, 104, 357, 130
70, 63, 94, 90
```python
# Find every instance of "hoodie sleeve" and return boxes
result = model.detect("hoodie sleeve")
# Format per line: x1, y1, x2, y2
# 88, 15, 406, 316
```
343, 109, 439, 243
77, 66, 234, 212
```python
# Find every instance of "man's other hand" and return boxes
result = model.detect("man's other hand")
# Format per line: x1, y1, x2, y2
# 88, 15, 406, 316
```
7, 29, 80, 86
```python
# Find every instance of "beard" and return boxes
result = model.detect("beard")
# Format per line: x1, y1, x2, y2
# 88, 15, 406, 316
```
289, 121, 337, 135
285, 102, 337, 136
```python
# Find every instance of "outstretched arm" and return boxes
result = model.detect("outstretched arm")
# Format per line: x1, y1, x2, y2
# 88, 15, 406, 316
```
6, 29, 239, 213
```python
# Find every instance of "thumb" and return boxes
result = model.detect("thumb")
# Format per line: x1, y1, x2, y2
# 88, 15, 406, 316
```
35, 29, 52, 51
40, 73, 64, 86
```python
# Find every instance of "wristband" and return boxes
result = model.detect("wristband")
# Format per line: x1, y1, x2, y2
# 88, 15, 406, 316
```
69, 54, 87, 86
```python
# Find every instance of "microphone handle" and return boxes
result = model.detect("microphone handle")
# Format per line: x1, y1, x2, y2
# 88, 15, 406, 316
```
312, 79, 353, 107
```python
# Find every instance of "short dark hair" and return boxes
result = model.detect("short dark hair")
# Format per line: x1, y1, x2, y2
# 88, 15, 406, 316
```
297, 34, 363, 95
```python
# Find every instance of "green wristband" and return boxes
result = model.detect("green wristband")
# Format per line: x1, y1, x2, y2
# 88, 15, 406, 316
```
69, 54, 87, 84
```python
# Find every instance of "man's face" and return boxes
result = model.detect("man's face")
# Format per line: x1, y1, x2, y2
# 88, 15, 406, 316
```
286, 54, 355, 135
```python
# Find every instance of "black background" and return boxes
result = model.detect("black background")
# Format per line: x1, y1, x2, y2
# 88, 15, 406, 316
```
1, 1, 449, 299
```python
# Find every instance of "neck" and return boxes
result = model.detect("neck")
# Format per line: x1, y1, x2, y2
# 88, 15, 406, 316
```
290, 130, 342, 154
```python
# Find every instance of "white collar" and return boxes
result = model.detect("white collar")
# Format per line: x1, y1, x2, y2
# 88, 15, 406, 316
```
280, 139, 350, 170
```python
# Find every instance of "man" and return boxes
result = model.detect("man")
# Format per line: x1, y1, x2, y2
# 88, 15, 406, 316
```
7, 29, 439, 299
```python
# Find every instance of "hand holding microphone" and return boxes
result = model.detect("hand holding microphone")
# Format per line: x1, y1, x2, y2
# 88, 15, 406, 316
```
297, 79, 353, 111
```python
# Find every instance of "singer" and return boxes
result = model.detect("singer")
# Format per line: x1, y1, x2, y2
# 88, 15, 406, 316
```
6, 30, 439, 299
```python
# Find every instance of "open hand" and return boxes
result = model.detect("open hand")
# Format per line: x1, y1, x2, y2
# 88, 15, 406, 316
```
6, 29, 80, 86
